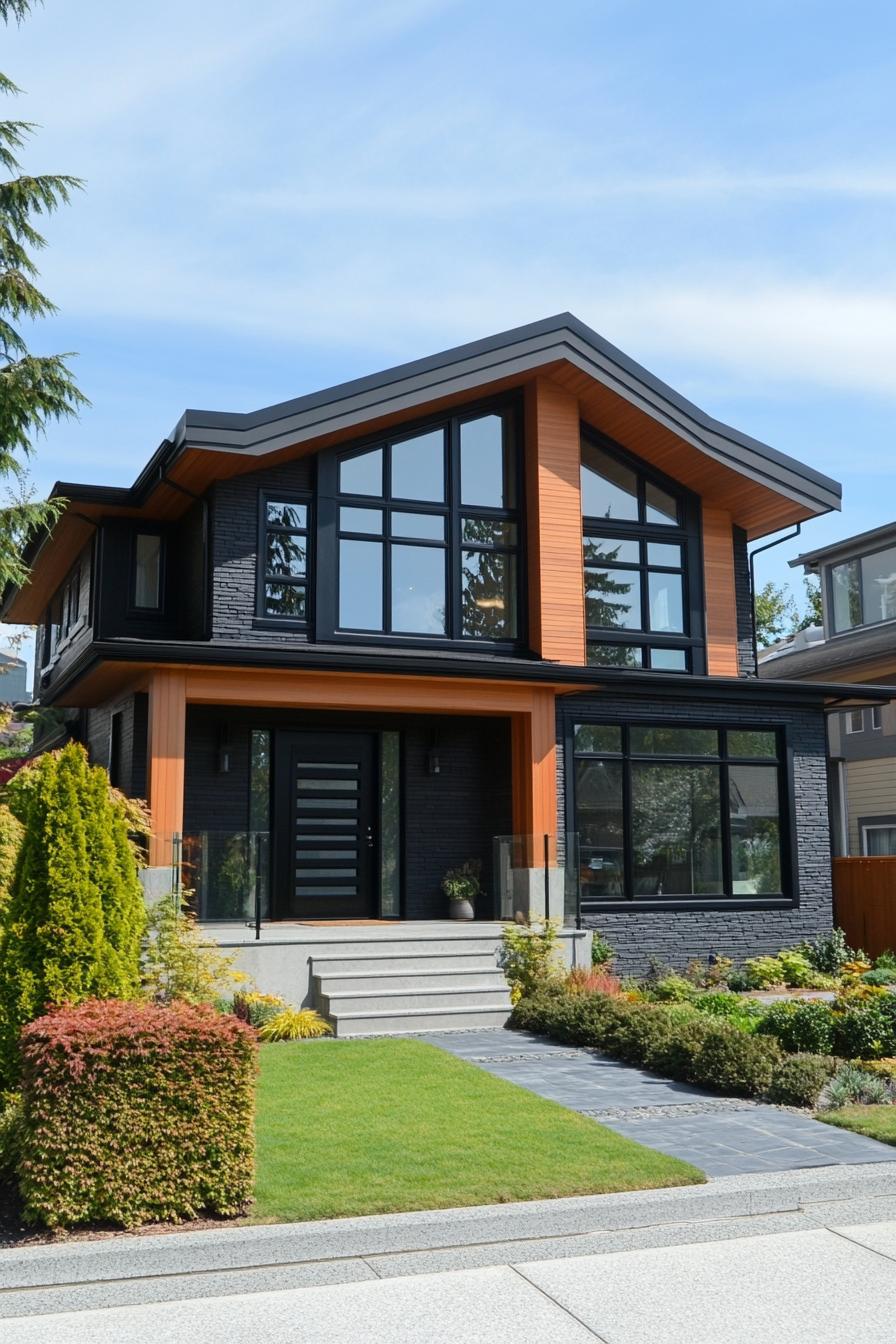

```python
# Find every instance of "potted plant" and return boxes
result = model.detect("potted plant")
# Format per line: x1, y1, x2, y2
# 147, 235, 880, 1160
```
442, 860, 481, 921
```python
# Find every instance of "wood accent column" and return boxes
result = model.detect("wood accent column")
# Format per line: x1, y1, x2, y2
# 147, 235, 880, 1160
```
146, 669, 187, 865
702, 507, 739, 676
511, 687, 558, 862
524, 377, 586, 664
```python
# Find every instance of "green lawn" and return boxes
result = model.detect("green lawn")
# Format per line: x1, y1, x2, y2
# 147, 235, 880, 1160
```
816, 1106, 896, 1145
250, 1038, 702, 1224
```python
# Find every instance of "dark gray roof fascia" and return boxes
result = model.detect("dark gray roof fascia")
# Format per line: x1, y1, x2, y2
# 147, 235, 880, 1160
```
791, 519, 896, 571
170, 313, 840, 516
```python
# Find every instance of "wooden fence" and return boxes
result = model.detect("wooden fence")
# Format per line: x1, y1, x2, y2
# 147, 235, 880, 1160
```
833, 857, 896, 958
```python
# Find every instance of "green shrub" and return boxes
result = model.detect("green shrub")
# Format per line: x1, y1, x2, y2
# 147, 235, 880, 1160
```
725, 968, 753, 993
590, 929, 615, 967
775, 950, 815, 988
690, 1025, 781, 1097
767, 1054, 838, 1108
692, 991, 766, 1032
142, 892, 247, 1005
644, 974, 698, 1003
602, 1003, 690, 1067
512, 987, 778, 1097
863, 968, 896, 987
801, 928, 856, 975
0, 804, 23, 912
0, 745, 146, 1084
500, 918, 564, 1003
832, 999, 896, 1061
16, 999, 257, 1229
820, 1063, 893, 1110
0, 1091, 22, 1179
757, 1000, 836, 1055
873, 950, 896, 973
743, 955, 787, 989
232, 991, 287, 1028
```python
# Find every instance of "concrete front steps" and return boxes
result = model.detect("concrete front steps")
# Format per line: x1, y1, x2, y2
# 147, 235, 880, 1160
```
311, 935, 512, 1036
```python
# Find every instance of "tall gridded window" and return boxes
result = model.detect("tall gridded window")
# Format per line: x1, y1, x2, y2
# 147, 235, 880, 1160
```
572, 724, 786, 903
581, 435, 702, 672
829, 543, 896, 633
331, 406, 519, 642
260, 496, 310, 620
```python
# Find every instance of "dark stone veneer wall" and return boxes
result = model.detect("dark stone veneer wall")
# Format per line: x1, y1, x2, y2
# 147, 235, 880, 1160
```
557, 690, 833, 975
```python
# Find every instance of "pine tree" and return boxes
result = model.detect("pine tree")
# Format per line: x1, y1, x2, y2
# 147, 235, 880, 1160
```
0, 744, 145, 1082
0, 0, 86, 589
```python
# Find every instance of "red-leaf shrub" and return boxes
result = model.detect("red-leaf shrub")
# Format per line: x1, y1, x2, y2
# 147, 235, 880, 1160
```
17, 999, 258, 1229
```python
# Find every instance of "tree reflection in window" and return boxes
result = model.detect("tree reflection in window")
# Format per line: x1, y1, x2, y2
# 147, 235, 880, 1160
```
262, 498, 309, 620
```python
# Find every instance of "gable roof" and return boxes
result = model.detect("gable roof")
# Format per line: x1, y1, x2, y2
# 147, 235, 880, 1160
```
3, 312, 841, 623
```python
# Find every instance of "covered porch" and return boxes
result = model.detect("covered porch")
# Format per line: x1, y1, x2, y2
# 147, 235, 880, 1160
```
142, 664, 583, 930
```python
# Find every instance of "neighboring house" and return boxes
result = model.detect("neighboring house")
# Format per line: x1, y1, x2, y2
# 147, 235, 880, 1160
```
761, 522, 896, 858
0, 312, 882, 981
0, 650, 29, 706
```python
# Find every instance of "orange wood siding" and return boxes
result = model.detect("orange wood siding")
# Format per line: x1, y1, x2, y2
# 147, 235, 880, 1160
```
524, 377, 586, 664
140, 666, 579, 866
702, 507, 739, 676
146, 668, 187, 864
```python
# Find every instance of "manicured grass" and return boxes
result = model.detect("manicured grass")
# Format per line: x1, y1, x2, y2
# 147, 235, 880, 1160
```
816, 1105, 896, 1145
250, 1038, 702, 1223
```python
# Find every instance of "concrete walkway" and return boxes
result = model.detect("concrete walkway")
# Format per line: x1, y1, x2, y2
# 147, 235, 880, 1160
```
422, 1028, 896, 1175
6, 1201, 896, 1341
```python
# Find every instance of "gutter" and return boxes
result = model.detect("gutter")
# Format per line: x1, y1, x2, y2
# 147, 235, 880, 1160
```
37, 636, 896, 709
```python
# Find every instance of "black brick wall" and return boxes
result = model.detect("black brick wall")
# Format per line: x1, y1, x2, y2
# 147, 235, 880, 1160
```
182, 707, 512, 918
558, 690, 833, 974
211, 459, 313, 644
84, 691, 148, 798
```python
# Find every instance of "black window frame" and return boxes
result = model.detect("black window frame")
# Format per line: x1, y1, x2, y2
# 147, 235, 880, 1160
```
826, 541, 896, 636
256, 490, 313, 627
567, 718, 797, 911
128, 528, 165, 615
580, 427, 705, 674
315, 393, 525, 651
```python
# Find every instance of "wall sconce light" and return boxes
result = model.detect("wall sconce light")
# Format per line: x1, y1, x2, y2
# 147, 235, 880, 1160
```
217, 724, 231, 774
426, 726, 441, 776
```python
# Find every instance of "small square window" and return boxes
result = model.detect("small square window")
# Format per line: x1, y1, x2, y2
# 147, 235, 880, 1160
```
845, 709, 865, 734
871, 706, 883, 730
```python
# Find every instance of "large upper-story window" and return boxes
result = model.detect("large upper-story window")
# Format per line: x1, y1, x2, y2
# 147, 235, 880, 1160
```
580, 433, 704, 672
318, 404, 520, 645
829, 542, 896, 634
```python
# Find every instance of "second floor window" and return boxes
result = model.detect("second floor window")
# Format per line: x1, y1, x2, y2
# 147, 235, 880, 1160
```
581, 434, 703, 672
133, 533, 162, 610
260, 497, 309, 620
325, 406, 519, 643
830, 543, 896, 633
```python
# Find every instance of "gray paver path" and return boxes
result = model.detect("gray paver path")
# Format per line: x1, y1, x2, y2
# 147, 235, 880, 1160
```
421, 1028, 896, 1176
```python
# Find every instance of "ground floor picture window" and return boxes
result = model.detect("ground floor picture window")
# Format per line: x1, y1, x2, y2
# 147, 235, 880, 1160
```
572, 723, 786, 902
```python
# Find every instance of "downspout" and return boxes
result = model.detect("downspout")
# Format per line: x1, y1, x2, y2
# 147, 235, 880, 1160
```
748, 523, 802, 676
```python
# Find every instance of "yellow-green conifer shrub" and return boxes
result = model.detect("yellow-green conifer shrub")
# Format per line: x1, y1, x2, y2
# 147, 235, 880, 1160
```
0, 744, 146, 1084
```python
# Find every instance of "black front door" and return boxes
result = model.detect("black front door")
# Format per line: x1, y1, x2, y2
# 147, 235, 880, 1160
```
273, 731, 377, 919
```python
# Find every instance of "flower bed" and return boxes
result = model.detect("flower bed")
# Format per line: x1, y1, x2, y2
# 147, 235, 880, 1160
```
507, 927, 896, 1112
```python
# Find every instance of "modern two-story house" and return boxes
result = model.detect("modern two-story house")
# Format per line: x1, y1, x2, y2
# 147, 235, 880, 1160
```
2, 313, 885, 1018
761, 522, 896, 858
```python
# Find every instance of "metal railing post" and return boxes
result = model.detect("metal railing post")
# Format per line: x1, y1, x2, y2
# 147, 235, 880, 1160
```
171, 832, 183, 915
254, 832, 263, 941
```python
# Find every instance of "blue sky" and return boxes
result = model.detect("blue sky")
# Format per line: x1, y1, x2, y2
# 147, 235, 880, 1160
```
5, 0, 896, 663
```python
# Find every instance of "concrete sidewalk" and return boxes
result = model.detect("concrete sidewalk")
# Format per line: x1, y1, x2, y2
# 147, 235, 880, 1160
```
5, 1200, 896, 1341
423, 1028, 896, 1175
